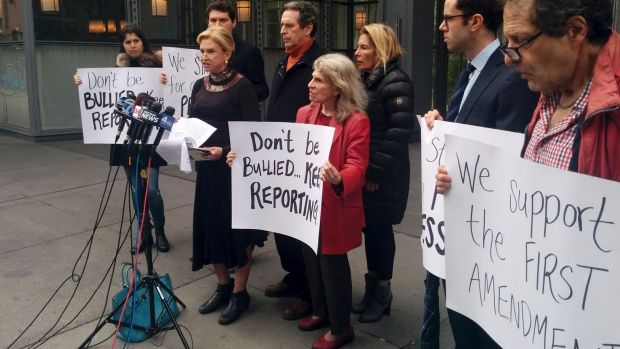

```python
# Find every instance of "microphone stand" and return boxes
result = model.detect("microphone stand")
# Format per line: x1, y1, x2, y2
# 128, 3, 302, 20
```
79, 138, 189, 349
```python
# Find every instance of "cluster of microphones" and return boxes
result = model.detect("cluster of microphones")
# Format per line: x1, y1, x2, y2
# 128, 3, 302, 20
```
113, 91, 176, 155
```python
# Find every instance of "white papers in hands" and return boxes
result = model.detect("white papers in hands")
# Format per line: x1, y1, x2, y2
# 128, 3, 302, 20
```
156, 117, 217, 172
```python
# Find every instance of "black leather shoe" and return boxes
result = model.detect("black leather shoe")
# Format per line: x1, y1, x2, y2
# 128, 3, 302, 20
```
199, 280, 234, 314
218, 290, 250, 325
154, 227, 170, 252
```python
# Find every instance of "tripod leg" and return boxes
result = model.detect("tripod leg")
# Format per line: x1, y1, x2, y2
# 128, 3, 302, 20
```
155, 283, 190, 349
77, 295, 126, 349
155, 276, 187, 309
78, 317, 110, 349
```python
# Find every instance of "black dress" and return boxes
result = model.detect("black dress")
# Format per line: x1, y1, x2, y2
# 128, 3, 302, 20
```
190, 70, 267, 271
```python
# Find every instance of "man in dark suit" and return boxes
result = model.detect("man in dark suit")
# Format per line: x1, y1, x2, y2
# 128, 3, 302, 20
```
264, 1, 325, 321
422, 0, 539, 348
206, 1, 269, 102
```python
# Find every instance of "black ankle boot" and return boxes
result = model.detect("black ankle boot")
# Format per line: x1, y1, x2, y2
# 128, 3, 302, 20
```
359, 282, 392, 323
154, 227, 170, 252
352, 272, 378, 314
218, 290, 250, 325
199, 279, 234, 314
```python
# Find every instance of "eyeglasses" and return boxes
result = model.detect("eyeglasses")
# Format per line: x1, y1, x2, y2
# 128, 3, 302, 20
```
500, 32, 543, 62
441, 14, 471, 30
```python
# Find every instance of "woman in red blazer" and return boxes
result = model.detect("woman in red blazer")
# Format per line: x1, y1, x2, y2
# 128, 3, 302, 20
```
296, 53, 370, 349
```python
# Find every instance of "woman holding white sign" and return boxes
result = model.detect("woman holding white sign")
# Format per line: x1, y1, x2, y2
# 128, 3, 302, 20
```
188, 26, 266, 326
295, 53, 369, 349
73, 23, 171, 253
228, 53, 370, 348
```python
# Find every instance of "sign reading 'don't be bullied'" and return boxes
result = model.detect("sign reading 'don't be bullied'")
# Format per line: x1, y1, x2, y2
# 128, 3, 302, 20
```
162, 47, 207, 118
444, 134, 620, 349
417, 117, 524, 278
228, 122, 335, 254
77, 67, 163, 144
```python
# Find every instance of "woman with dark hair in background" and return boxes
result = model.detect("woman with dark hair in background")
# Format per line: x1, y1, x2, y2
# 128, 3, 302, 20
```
352, 23, 415, 323
190, 26, 266, 326
74, 23, 171, 253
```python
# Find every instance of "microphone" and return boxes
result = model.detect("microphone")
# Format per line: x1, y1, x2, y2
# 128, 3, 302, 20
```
123, 93, 147, 144
126, 94, 154, 145
138, 102, 162, 146
113, 95, 135, 143
152, 106, 176, 149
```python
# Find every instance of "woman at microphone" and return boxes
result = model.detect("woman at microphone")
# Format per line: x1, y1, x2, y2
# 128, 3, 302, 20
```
73, 24, 171, 253
189, 26, 266, 326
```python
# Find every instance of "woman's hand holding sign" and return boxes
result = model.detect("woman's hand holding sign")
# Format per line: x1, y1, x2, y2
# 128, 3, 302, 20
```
320, 160, 342, 185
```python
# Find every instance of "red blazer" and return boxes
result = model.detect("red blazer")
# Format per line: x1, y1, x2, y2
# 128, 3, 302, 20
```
296, 103, 370, 254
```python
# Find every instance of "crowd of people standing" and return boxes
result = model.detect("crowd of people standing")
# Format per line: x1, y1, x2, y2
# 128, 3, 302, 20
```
73, 0, 620, 348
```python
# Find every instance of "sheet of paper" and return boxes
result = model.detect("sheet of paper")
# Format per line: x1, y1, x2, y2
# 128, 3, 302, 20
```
168, 117, 216, 147
156, 138, 192, 173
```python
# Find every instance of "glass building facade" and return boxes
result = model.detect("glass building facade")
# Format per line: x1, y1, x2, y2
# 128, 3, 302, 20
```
1, 0, 620, 137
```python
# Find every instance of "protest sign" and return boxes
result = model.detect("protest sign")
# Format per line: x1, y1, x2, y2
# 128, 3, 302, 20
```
162, 47, 206, 118
444, 135, 620, 349
229, 121, 335, 254
417, 117, 523, 278
77, 67, 163, 144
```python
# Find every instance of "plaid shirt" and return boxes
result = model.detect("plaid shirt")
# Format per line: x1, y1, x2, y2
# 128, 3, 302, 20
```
524, 80, 592, 170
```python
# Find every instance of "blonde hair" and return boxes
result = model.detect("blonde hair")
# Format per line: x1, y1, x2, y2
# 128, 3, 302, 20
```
196, 26, 235, 54
313, 53, 367, 123
360, 23, 403, 72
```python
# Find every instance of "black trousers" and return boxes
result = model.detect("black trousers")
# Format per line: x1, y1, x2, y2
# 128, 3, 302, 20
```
274, 233, 310, 300
362, 222, 396, 280
448, 309, 501, 349
302, 243, 352, 336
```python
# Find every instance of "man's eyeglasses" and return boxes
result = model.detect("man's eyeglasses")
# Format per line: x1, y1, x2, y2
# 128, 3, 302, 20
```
441, 14, 471, 30
500, 32, 543, 62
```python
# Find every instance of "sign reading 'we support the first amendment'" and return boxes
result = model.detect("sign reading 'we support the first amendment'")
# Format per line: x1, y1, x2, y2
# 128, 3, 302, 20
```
417, 117, 524, 278
444, 135, 620, 349
162, 47, 207, 118
229, 122, 335, 254
77, 67, 163, 144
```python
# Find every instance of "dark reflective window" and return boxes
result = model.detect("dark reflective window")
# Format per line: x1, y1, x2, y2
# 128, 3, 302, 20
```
1, 0, 23, 42
33, 0, 126, 42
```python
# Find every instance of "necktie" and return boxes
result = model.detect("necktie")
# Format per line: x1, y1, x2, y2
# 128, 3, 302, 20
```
446, 63, 476, 122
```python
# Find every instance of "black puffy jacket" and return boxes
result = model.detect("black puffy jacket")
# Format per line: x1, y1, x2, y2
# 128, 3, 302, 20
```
362, 59, 414, 225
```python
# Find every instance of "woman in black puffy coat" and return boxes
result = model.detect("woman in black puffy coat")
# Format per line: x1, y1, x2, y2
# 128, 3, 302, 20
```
352, 23, 415, 323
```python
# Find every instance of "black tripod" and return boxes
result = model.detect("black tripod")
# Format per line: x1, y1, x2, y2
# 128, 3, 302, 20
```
79, 151, 189, 349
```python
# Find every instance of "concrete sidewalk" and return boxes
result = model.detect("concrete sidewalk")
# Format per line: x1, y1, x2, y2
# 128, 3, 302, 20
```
0, 133, 454, 349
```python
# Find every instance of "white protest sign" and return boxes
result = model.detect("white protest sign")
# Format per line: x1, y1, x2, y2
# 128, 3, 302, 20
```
162, 47, 207, 118
77, 67, 163, 144
444, 135, 620, 349
417, 116, 524, 278
229, 121, 335, 254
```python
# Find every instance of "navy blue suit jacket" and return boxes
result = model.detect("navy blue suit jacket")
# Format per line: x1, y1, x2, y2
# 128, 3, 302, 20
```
451, 48, 539, 132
